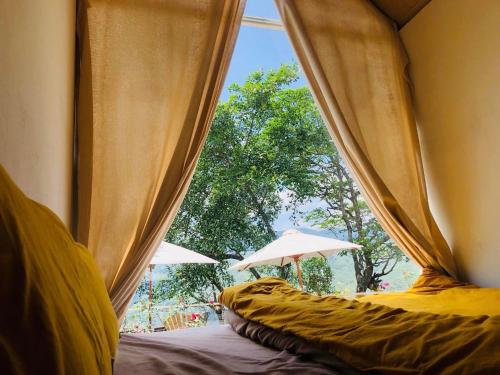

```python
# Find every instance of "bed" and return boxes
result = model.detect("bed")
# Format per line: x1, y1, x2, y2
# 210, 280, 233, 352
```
115, 272, 500, 375
115, 324, 358, 375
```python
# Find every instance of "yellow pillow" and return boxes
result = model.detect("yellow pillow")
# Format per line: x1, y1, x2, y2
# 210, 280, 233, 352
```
0, 165, 118, 374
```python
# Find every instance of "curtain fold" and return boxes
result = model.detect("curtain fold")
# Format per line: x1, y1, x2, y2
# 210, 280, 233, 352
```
275, 0, 458, 278
76, 0, 245, 320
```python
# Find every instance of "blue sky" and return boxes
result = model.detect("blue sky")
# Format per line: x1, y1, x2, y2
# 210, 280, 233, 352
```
220, 0, 306, 101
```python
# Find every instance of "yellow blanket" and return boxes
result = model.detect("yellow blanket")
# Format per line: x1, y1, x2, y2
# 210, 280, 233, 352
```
220, 277, 500, 375
359, 266, 500, 316
359, 287, 500, 317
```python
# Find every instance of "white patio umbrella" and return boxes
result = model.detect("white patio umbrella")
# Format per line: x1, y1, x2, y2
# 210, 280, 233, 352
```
146, 242, 218, 328
151, 242, 220, 265
230, 229, 361, 289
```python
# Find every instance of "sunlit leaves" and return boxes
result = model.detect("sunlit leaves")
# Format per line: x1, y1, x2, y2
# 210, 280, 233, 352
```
151, 63, 406, 301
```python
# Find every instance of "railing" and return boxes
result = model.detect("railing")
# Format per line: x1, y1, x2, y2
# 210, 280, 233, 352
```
121, 302, 225, 334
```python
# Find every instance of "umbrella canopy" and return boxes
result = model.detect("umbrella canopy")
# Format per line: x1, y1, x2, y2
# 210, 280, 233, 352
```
229, 229, 361, 271
150, 242, 219, 265
229, 229, 361, 290
146, 242, 218, 330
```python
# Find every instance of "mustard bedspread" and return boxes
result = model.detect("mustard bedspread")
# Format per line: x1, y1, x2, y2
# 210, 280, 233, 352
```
358, 268, 500, 316
220, 277, 500, 375
359, 266, 500, 316
359, 287, 500, 317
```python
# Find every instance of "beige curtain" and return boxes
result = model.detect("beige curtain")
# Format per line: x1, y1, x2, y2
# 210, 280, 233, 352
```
76, 0, 245, 319
275, 0, 458, 278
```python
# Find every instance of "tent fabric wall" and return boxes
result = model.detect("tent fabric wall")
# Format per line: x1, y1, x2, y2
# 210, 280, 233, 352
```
400, 0, 500, 287
275, 0, 458, 279
76, 0, 245, 320
0, 0, 75, 227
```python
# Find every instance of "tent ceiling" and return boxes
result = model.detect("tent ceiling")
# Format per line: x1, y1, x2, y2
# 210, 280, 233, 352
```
370, 0, 431, 28
242, 1, 431, 31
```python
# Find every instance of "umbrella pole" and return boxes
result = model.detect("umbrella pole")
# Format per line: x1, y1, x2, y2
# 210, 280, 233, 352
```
148, 264, 153, 331
293, 257, 303, 290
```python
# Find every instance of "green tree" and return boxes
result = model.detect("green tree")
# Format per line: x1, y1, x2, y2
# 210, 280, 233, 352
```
159, 64, 320, 302
301, 258, 334, 295
301, 150, 408, 292
139, 63, 407, 302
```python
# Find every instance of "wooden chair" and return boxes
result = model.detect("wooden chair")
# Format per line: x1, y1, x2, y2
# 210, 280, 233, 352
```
164, 312, 189, 331
163, 311, 210, 331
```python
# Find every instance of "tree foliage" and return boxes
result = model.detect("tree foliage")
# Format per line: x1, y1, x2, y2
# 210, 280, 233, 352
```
302, 154, 408, 292
301, 258, 334, 295
138, 64, 408, 302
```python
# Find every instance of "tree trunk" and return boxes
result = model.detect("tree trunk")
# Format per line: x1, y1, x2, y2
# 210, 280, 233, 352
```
249, 267, 261, 279
245, 185, 277, 241
279, 264, 291, 280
